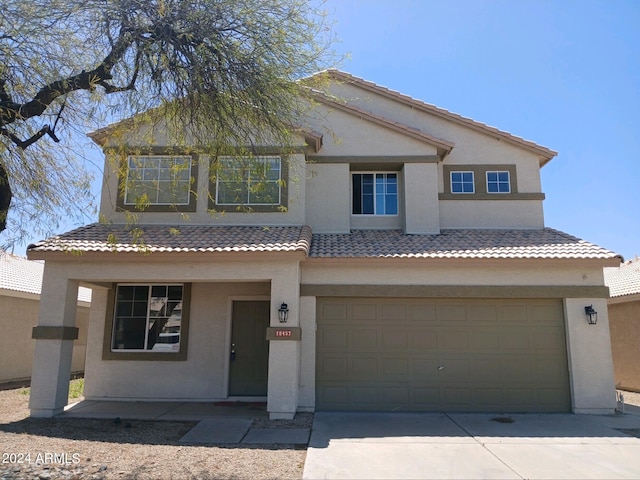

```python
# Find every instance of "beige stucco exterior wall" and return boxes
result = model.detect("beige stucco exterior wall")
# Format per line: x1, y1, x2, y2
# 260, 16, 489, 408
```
305, 163, 350, 233
564, 298, 616, 413
403, 163, 440, 234
325, 82, 546, 183
607, 298, 640, 391
0, 292, 88, 384
439, 200, 545, 229
306, 107, 438, 158
96, 80, 550, 233
84, 282, 270, 400
301, 259, 609, 288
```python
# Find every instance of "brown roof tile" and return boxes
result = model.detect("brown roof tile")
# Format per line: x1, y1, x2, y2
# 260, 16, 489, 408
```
27, 224, 313, 256
27, 224, 619, 263
309, 229, 620, 260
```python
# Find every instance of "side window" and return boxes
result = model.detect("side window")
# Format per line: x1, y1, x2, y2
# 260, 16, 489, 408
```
450, 171, 474, 193
125, 156, 192, 206
112, 284, 184, 353
352, 173, 398, 215
486, 171, 511, 193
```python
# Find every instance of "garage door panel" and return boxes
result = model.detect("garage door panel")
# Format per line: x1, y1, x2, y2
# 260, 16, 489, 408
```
468, 329, 499, 349
316, 298, 570, 412
440, 329, 469, 349
351, 357, 379, 379
499, 328, 531, 350
437, 304, 467, 322
411, 358, 441, 379
438, 358, 472, 381
381, 330, 409, 349
409, 330, 438, 349
381, 304, 407, 320
320, 303, 347, 321
351, 386, 379, 406
351, 303, 376, 321
319, 328, 348, 349
501, 358, 533, 379
407, 304, 437, 322
470, 304, 499, 322
535, 358, 568, 380
530, 327, 565, 350
381, 358, 409, 378
471, 358, 501, 379
351, 329, 378, 349
317, 357, 349, 380
502, 305, 529, 323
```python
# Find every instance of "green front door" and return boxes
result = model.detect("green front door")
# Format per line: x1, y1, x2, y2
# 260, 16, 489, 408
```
229, 301, 270, 396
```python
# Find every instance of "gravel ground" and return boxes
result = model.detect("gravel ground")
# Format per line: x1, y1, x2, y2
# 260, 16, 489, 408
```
2, 386, 639, 480
0, 388, 308, 480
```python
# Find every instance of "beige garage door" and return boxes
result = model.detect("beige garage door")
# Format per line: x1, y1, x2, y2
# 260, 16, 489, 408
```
316, 298, 570, 412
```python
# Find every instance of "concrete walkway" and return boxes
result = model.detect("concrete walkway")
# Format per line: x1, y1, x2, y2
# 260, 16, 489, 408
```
303, 411, 640, 479
60, 400, 310, 445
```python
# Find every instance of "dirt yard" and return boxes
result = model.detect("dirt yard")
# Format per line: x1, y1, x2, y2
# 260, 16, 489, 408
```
0, 387, 308, 480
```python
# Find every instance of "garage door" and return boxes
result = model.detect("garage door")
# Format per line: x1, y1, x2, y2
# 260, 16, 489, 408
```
316, 298, 570, 412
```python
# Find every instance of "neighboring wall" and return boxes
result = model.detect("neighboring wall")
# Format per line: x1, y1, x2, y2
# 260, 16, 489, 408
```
608, 298, 640, 391
0, 292, 89, 384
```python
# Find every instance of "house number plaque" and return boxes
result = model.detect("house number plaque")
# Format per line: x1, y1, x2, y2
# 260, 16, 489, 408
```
266, 327, 302, 341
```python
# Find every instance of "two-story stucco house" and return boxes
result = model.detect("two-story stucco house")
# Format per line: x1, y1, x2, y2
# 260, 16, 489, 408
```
27, 70, 621, 419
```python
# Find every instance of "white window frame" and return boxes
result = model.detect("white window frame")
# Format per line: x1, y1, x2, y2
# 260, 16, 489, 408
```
215, 155, 282, 206
450, 170, 475, 194
486, 170, 511, 194
351, 172, 399, 216
124, 155, 192, 206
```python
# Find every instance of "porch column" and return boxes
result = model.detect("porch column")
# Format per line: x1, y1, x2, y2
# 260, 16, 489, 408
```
267, 264, 301, 420
564, 298, 616, 414
29, 265, 79, 418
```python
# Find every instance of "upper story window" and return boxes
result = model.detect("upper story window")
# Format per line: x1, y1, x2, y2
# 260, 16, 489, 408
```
486, 171, 511, 193
112, 284, 184, 353
216, 156, 282, 205
352, 173, 398, 215
450, 171, 475, 194
125, 156, 192, 206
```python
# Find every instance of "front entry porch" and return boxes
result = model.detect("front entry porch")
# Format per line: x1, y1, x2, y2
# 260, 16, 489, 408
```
27, 251, 305, 420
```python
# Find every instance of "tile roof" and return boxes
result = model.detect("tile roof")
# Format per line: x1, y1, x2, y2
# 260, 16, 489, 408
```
27, 224, 313, 255
604, 257, 640, 298
28, 225, 619, 262
309, 229, 621, 260
0, 251, 92, 302
0, 251, 45, 295
314, 70, 557, 165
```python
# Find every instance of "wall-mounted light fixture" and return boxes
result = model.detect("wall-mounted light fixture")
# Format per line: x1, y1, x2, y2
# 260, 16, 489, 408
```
278, 302, 289, 323
584, 305, 598, 325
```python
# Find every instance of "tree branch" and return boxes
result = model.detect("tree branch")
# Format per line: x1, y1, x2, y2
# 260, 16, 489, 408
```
0, 26, 135, 126
0, 125, 59, 150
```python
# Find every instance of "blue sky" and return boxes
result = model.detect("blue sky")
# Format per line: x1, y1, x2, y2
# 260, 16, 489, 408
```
8, 0, 640, 260
322, 0, 639, 261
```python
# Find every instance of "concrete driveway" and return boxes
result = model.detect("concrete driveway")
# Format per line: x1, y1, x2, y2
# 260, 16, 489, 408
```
303, 411, 640, 479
